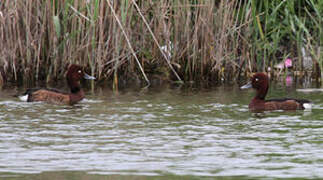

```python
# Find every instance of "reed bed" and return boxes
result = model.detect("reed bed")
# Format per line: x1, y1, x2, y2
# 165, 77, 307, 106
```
0, 0, 321, 87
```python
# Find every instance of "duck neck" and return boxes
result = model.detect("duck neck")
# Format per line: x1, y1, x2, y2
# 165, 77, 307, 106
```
255, 86, 268, 100
69, 90, 85, 105
68, 80, 81, 94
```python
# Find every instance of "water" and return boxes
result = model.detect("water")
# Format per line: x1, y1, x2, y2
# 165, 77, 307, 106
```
0, 82, 322, 179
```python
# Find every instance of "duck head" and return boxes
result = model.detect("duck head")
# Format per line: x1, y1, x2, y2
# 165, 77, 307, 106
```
66, 64, 95, 93
241, 72, 269, 100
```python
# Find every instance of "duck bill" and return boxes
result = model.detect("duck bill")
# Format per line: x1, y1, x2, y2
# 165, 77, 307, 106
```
83, 73, 96, 80
240, 81, 252, 89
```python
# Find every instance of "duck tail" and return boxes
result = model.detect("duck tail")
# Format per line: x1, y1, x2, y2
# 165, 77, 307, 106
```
15, 88, 42, 102
296, 99, 312, 109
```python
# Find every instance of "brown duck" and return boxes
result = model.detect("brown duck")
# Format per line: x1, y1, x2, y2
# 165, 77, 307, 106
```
19, 64, 95, 105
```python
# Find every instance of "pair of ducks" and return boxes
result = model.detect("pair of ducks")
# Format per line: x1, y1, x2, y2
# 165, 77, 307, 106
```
20, 64, 311, 111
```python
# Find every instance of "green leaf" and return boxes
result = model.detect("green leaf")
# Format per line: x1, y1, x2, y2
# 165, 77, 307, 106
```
53, 15, 61, 38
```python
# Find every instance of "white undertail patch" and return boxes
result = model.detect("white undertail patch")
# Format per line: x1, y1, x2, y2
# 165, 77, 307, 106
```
303, 103, 312, 109
19, 94, 29, 102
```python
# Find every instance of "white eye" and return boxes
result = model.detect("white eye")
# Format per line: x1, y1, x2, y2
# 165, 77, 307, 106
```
78, 70, 82, 73
255, 78, 259, 81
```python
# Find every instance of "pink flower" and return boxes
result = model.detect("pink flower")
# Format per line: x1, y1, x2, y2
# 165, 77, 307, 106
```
284, 58, 292, 68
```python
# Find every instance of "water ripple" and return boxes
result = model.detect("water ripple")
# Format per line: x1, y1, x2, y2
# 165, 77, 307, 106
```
0, 88, 322, 178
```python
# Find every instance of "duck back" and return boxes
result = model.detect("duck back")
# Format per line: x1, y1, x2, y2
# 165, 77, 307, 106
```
265, 98, 311, 110
20, 88, 70, 104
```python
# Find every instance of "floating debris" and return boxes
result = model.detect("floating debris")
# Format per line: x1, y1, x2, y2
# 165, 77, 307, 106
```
161, 41, 173, 61
296, 88, 323, 93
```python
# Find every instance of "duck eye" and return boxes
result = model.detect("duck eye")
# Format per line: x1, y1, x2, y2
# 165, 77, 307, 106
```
78, 70, 82, 74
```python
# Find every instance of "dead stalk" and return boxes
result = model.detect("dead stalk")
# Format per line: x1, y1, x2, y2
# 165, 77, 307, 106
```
106, 0, 150, 86
130, 0, 183, 83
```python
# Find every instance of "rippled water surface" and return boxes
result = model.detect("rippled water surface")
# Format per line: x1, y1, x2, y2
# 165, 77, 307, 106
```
0, 83, 322, 179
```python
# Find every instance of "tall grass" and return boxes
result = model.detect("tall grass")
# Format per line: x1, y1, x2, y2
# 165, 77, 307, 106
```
250, 0, 322, 76
0, 0, 321, 87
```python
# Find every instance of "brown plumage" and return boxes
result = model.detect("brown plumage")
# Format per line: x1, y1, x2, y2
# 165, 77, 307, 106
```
20, 64, 95, 105
241, 72, 311, 111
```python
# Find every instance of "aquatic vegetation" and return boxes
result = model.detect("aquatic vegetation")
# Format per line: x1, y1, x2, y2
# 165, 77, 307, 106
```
0, 0, 321, 86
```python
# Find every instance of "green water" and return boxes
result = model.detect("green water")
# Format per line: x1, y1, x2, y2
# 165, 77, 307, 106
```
0, 82, 322, 179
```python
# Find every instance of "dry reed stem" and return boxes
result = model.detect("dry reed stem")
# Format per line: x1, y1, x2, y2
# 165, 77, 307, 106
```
131, 0, 183, 83
106, 0, 150, 86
